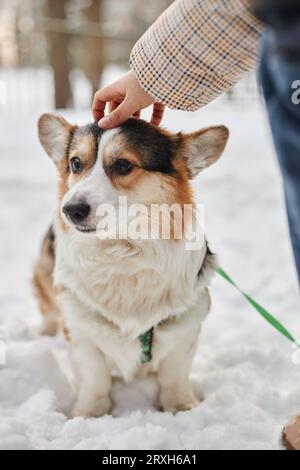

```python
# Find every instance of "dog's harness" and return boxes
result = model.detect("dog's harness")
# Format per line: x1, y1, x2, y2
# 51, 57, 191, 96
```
138, 241, 212, 364
139, 328, 154, 363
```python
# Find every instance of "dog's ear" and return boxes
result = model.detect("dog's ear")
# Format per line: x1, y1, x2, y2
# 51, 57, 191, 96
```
180, 126, 229, 178
38, 113, 73, 163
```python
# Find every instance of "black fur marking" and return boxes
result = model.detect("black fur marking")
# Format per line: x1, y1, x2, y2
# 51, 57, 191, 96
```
45, 225, 55, 257
82, 121, 103, 148
67, 119, 179, 176
206, 241, 215, 257
47, 225, 55, 243
119, 119, 179, 175
197, 240, 215, 278
69, 122, 103, 162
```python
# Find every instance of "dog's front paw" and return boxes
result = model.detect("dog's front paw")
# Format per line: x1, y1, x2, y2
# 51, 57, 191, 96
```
161, 399, 200, 414
39, 316, 59, 336
71, 395, 112, 418
159, 390, 200, 414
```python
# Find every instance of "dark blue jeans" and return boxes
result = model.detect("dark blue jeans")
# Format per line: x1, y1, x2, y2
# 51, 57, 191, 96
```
260, 22, 300, 284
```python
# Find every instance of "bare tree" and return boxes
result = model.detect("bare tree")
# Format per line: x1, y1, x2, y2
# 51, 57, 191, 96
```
82, 0, 105, 96
46, 0, 72, 108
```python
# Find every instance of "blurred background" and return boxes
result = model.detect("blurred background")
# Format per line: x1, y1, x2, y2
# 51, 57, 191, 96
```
0, 1, 298, 328
0, 0, 258, 113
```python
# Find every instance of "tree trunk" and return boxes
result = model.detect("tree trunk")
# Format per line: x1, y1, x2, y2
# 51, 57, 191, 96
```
46, 0, 72, 108
83, 0, 105, 96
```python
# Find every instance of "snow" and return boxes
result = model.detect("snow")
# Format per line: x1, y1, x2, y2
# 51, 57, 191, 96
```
1, 94, 300, 450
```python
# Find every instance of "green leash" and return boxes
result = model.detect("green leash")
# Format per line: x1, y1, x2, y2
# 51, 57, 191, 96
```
217, 266, 296, 343
139, 265, 297, 364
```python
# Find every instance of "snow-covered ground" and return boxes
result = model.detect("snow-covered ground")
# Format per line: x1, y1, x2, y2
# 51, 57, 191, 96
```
1, 96, 300, 450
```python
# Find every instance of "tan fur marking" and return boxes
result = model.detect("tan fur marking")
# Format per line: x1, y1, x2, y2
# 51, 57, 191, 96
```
69, 133, 97, 172
170, 158, 194, 206
61, 318, 71, 341
103, 134, 142, 168
32, 229, 61, 335
56, 158, 70, 231
57, 132, 97, 230
103, 136, 195, 240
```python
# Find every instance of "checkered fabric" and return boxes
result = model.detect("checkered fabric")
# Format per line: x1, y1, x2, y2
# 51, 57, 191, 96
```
130, 0, 262, 110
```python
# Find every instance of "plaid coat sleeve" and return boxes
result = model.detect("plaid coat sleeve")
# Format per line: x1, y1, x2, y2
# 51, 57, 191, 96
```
130, 0, 262, 110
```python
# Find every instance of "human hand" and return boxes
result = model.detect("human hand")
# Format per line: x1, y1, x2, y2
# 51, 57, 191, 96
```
92, 71, 165, 129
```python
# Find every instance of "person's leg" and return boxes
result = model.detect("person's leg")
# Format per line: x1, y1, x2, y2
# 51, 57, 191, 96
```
259, 22, 300, 284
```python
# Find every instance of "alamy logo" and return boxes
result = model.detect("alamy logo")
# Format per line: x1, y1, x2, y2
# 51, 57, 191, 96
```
291, 80, 300, 105
94, 197, 205, 251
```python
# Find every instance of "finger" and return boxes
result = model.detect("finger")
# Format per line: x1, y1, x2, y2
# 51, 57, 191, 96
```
133, 110, 141, 118
150, 103, 165, 126
109, 101, 120, 114
98, 99, 136, 129
92, 86, 122, 121
92, 94, 106, 122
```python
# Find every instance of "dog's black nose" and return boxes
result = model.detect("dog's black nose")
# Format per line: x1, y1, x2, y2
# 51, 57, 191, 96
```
63, 202, 90, 224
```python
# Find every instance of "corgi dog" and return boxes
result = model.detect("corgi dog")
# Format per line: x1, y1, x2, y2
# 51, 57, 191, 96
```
33, 114, 228, 417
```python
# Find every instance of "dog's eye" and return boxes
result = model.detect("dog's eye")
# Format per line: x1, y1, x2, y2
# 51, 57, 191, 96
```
70, 157, 82, 173
114, 159, 134, 176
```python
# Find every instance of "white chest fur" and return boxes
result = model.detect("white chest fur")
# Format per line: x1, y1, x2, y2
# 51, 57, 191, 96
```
54, 226, 209, 335
54, 225, 216, 381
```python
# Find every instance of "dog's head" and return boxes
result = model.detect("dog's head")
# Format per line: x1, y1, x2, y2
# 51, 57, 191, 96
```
38, 114, 228, 235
